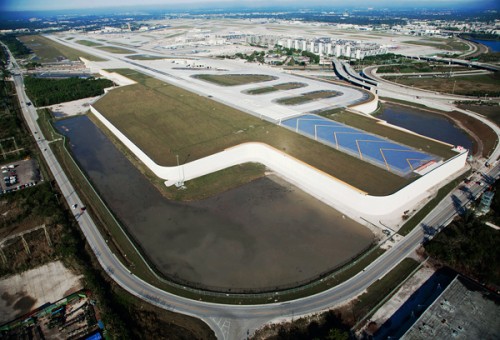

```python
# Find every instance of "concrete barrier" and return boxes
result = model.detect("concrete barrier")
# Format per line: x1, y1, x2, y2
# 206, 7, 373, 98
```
349, 93, 379, 114
89, 105, 467, 226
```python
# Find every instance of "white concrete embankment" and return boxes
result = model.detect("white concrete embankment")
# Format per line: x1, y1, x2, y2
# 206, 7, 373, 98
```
90, 105, 467, 226
98, 69, 137, 86
349, 93, 379, 114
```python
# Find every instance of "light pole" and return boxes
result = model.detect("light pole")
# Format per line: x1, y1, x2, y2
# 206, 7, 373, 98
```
176, 154, 182, 187
452, 80, 456, 95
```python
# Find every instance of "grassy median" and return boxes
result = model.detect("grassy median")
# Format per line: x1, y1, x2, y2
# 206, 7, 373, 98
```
97, 46, 135, 54
192, 73, 278, 86
246, 82, 306, 94
276, 90, 341, 105
397, 170, 471, 236
75, 40, 102, 47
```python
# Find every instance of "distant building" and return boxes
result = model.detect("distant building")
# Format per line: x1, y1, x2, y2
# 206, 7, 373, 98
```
335, 44, 342, 57
344, 45, 351, 58
326, 43, 332, 56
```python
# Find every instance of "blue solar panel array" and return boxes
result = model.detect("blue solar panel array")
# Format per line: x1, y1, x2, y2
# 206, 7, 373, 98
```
281, 114, 440, 176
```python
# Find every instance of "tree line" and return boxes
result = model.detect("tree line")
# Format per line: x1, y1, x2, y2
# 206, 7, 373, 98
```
0, 35, 31, 58
425, 199, 500, 287
24, 76, 114, 106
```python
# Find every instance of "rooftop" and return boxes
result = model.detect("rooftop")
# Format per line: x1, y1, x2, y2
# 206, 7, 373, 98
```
403, 276, 500, 340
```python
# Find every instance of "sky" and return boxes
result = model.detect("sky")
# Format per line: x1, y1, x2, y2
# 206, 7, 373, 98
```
0, 0, 497, 12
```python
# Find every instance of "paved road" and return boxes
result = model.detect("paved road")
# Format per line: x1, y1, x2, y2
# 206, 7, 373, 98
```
376, 69, 490, 77
5, 41, 500, 340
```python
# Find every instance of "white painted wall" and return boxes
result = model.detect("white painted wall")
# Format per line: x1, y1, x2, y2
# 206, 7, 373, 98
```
90, 105, 467, 227
349, 94, 379, 114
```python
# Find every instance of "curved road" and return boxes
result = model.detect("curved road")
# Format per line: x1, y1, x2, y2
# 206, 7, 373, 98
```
5, 41, 500, 339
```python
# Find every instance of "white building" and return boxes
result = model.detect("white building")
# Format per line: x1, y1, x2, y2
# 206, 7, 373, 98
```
335, 44, 342, 57
318, 42, 324, 55
345, 45, 351, 58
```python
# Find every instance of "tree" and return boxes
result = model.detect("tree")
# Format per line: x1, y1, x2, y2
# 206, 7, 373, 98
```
327, 328, 350, 340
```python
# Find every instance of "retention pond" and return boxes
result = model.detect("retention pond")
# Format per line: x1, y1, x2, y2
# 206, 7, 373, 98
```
55, 115, 374, 292
377, 103, 473, 151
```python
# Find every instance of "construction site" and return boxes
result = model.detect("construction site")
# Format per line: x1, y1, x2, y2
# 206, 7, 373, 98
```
0, 290, 104, 340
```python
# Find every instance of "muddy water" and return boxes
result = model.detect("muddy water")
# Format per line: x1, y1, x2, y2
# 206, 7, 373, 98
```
56, 116, 374, 291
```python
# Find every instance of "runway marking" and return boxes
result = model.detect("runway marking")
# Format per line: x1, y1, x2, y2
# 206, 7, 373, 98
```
210, 317, 231, 340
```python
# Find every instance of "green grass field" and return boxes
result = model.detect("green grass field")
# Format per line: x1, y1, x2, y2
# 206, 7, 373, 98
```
93, 69, 412, 195
76, 40, 102, 47
397, 170, 470, 236
246, 82, 306, 95
377, 63, 469, 74
126, 54, 172, 60
92, 114, 268, 202
18, 35, 106, 62
402, 38, 470, 52
277, 90, 341, 105
322, 107, 456, 159
384, 73, 500, 97
350, 258, 420, 325
97, 46, 135, 54
192, 74, 278, 86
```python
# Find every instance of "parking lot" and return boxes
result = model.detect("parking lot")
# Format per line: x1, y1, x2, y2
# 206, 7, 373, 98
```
0, 159, 41, 194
